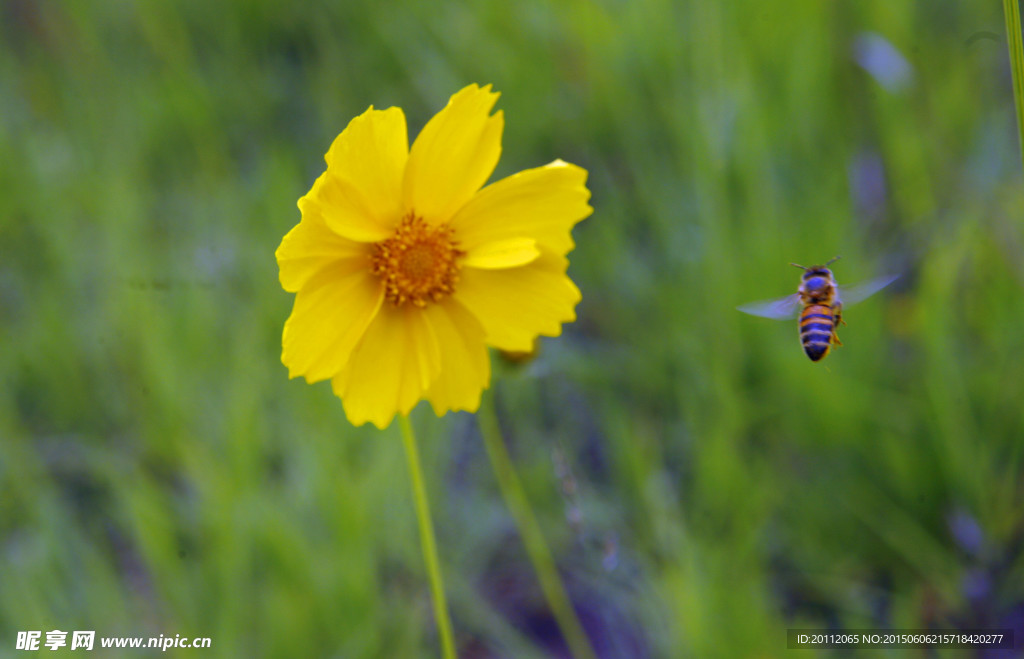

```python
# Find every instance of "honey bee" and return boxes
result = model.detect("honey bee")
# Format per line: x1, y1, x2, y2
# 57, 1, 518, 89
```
737, 257, 897, 362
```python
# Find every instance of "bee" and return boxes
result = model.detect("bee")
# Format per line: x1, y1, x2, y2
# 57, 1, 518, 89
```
737, 257, 897, 362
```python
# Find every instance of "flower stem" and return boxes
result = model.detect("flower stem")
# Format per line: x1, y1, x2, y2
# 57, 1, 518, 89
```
399, 414, 456, 659
478, 392, 598, 659
1004, 0, 1024, 171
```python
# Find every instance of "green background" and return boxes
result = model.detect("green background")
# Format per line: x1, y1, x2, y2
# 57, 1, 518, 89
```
2, 1, 1023, 656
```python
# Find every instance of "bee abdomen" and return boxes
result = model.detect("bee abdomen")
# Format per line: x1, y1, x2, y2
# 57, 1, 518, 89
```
803, 341, 831, 361
800, 305, 834, 362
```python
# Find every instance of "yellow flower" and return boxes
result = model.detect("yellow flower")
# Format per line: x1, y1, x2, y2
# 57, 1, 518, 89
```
276, 84, 592, 428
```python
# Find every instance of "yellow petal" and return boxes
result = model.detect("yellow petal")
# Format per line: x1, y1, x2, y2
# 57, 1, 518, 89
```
331, 305, 442, 429
276, 185, 369, 292
403, 84, 504, 224
454, 249, 581, 352
449, 160, 592, 257
422, 300, 490, 415
310, 106, 409, 242
461, 237, 540, 269
282, 264, 384, 383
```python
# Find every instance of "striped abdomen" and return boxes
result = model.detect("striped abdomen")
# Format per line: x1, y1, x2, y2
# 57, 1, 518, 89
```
800, 304, 835, 361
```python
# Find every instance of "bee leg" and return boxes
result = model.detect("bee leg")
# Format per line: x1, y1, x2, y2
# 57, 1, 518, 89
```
832, 306, 844, 346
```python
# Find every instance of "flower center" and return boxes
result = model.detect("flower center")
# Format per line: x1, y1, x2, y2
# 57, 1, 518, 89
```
371, 213, 464, 307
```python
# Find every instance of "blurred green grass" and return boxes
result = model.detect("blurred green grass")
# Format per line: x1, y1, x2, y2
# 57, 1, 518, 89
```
2, 0, 1023, 656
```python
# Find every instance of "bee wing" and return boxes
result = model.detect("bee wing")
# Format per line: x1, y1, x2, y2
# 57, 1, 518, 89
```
736, 293, 803, 320
836, 274, 899, 307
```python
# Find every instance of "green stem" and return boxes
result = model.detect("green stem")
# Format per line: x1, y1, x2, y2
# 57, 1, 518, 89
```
478, 392, 598, 659
399, 415, 456, 659
1004, 0, 1024, 171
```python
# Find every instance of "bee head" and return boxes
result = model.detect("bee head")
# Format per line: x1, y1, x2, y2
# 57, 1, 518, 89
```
803, 266, 833, 278
791, 262, 836, 295
802, 270, 831, 293
792, 257, 838, 294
